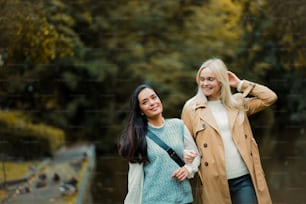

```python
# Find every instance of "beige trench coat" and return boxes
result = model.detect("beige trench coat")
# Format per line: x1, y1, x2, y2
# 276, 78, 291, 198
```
181, 80, 277, 204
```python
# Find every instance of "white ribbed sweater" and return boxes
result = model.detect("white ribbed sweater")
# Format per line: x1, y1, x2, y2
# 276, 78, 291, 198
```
208, 100, 249, 179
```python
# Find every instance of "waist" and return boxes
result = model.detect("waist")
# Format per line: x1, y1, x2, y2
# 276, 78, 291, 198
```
228, 173, 250, 182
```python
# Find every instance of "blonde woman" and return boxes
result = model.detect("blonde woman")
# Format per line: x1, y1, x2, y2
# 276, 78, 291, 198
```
181, 58, 277, 204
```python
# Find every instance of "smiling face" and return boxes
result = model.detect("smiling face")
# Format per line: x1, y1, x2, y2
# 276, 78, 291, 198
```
199, 68, 222, 101
138, 88, 163, 120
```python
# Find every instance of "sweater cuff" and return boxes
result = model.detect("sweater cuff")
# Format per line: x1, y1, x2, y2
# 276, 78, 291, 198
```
240, 80, 256, 97
185, 164, 196, 179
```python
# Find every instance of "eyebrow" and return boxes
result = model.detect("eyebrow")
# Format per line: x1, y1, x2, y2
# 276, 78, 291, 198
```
140, 93, 156, 102
200, 76, 216, 79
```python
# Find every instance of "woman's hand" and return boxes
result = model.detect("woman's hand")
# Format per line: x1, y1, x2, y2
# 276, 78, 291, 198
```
172, 167, 189, 182
227, 71, 241, 88
183, 149, 198, 164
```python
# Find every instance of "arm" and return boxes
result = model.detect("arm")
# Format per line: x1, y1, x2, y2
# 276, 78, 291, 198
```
181, 102, 194, 136
124, 163, 143, 204
183, 125, 201, 178
228, 71, 278, 115
239, 80, 277, 115
172, 124, 201, 182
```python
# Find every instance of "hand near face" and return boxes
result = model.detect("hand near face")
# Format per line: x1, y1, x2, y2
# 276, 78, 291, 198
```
227, 71, 241, 88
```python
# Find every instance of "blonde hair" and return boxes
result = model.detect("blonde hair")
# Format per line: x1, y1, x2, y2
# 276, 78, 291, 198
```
195, 58, 245, 122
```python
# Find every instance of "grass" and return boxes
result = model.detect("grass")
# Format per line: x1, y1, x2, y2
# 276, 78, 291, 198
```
0, 190, 7, 201
0, 161, 39, 202
0, 161, 40, 181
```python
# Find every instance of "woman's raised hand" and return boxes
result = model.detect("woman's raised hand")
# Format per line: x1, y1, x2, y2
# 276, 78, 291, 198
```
227, 71, 241, 88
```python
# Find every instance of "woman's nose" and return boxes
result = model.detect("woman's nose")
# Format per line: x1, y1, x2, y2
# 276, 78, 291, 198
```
148, 99, 155, 105
202, 80, 209, 85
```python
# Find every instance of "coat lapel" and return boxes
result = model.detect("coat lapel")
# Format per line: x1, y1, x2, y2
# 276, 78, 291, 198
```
227, 107, 239, 132
195, 103, 240, 135
196, 104, 220, 134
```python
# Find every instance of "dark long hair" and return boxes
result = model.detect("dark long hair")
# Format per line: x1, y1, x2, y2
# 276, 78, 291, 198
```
118, 84, 151, 163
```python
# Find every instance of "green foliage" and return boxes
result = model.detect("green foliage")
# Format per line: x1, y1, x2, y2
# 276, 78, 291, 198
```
0, 0, 78, 116
90, 0, 243, 116
0, 0, 303, 155
236, 0, 306, 124
0, 0, 246, 153
0, 0, 73, 68
183, 0, 243, 62
0, 110, 65, 159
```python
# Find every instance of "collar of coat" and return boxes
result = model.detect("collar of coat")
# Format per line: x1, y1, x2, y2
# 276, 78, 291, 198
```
191, 100, 240, 134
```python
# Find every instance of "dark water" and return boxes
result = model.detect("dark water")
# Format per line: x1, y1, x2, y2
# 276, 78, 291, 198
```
92, 129, 306, 204
92, 156, 128, 204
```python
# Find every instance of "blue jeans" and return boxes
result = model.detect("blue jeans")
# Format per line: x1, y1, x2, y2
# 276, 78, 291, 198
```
228, 174, 258, 204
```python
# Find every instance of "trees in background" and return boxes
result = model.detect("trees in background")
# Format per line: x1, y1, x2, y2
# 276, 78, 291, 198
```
0, 0, 244, 153
237, 0, 306, 124
236, 1, 306, 202
1, 1, 306, 201
0, 0, 305, 155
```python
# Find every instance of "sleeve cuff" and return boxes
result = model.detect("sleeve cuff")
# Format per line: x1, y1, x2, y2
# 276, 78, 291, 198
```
237, 80, 244, 92
185, 164, 196, 179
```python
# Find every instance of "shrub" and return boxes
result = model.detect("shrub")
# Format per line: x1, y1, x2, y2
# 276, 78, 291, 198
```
0, 110, 65, 159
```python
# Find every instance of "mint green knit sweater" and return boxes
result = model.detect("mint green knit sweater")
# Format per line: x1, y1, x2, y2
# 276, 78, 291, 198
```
142, 118, 193, 204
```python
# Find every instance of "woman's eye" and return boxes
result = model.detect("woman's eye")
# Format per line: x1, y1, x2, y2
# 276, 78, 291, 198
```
208, 77, 215, 81
200, 77, 215, 82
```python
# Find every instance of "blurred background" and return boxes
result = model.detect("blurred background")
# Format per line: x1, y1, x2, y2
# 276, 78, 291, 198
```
0, 0, 305, 203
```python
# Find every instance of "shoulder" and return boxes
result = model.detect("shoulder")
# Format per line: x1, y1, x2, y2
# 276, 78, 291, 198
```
229, 92, 246, 109
165, 118, 185, 130
165, 119, 185, 136
183, 96, 197, 108
166, 118, 184, 125
182, 96, 201, 112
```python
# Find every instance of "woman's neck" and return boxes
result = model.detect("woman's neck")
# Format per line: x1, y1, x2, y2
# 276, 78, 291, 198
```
148, 116, 164, 127
207, 96, 221, 101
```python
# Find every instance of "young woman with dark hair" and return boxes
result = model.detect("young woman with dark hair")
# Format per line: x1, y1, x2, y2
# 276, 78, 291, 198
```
119, 84, 200, 204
